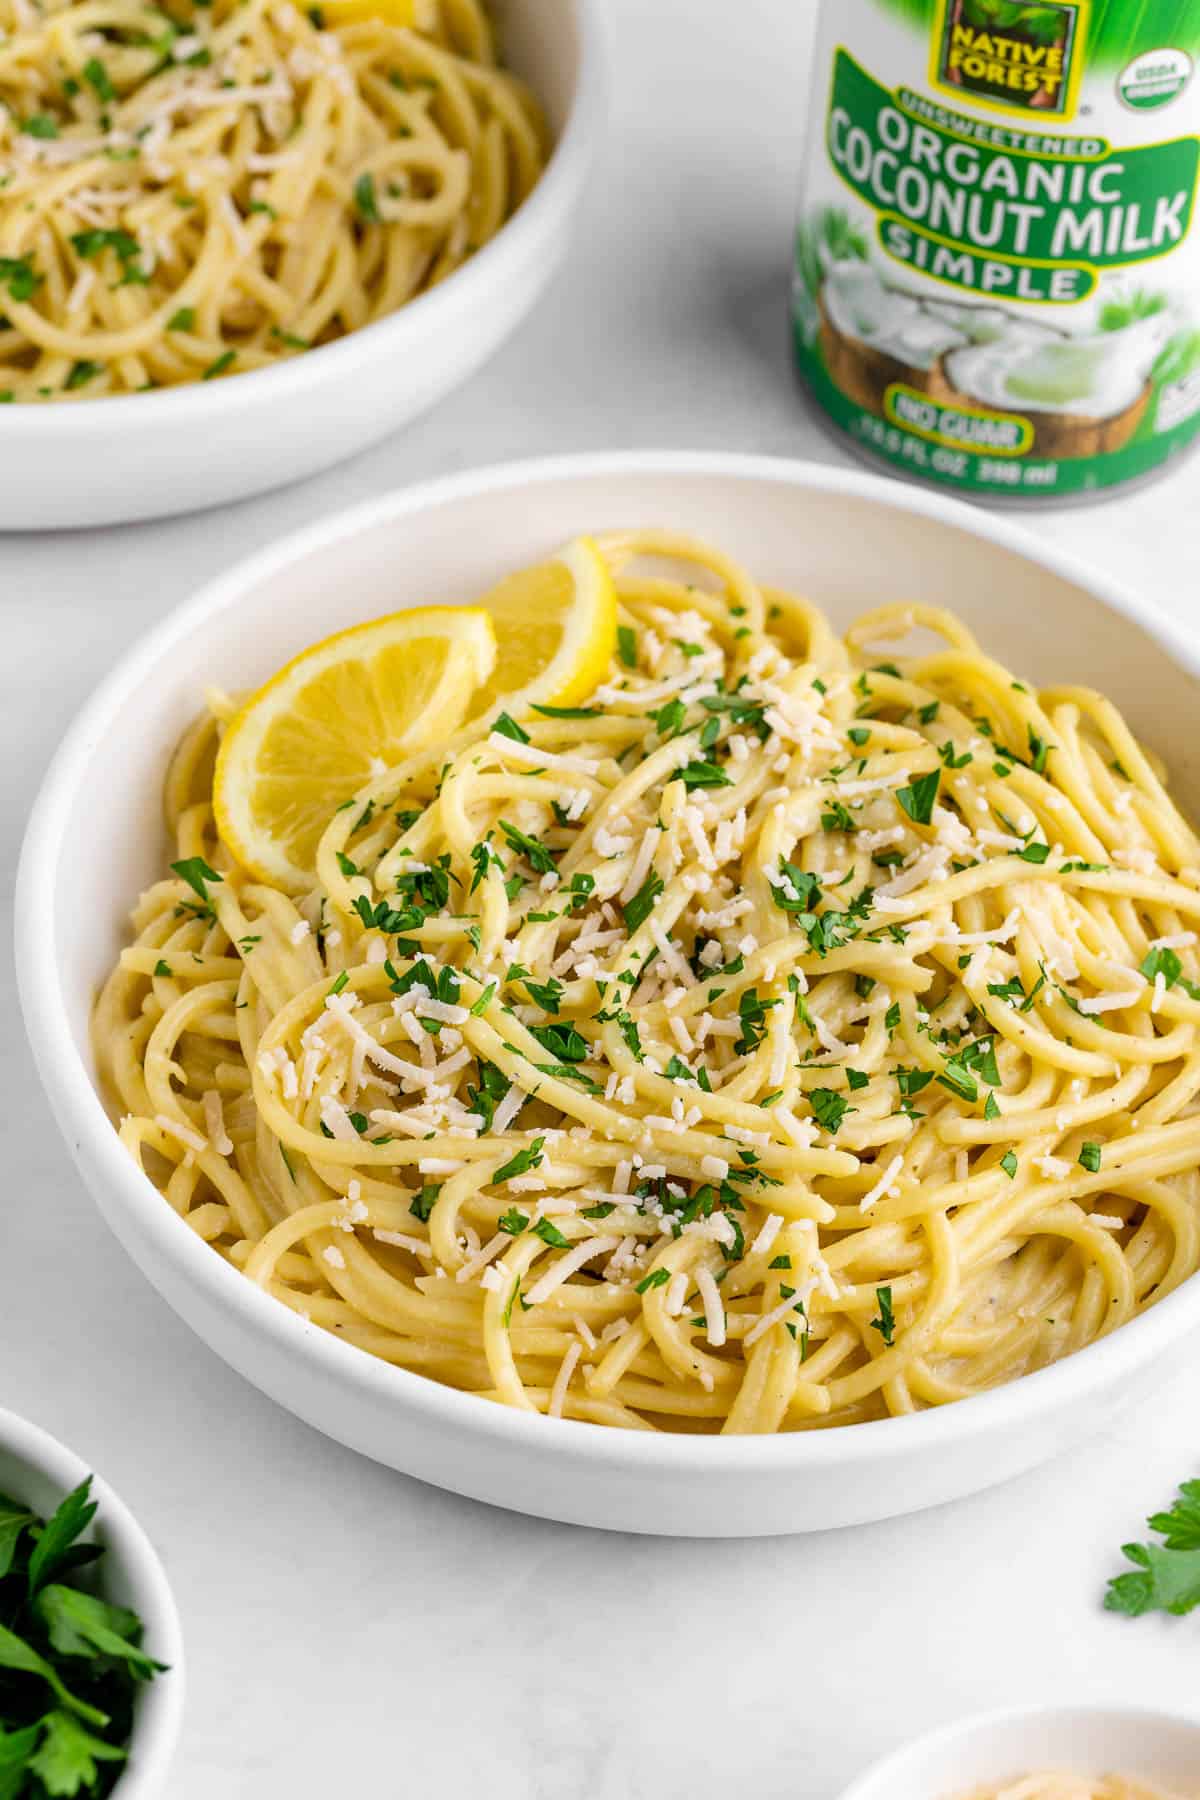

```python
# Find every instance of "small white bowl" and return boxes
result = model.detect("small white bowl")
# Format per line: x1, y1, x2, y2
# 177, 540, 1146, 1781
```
838, 1705, 1200, 1800
16, 452, 1200, 1536
0, 1406, 184, 1797
0, 0, 605, 531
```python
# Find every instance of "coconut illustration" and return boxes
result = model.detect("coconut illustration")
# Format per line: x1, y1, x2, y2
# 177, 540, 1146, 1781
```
939, 302, 1171, 457
816, 259, 969, 415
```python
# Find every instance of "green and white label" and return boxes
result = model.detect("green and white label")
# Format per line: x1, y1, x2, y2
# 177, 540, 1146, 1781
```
793, 0, 1200, 499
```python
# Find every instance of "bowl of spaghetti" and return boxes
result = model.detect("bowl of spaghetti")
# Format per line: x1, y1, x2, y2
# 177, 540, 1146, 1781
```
16, 453, 1200, 1535
0, 0, 603, 528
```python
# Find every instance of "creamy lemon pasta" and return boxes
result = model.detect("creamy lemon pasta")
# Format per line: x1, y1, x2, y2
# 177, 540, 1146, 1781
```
0, 0, 543, 398
95, 532, 1200, 1432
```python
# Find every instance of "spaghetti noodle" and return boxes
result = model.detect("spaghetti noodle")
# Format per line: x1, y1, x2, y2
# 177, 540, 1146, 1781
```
95, 532, 1200, 1432
0, 0, 543, 397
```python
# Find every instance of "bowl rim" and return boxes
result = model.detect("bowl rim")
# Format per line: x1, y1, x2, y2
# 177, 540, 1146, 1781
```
0, 1404, 185, 1797
16, 448, 1200, 1474
0, 0, 606, 432
835, 1701, 1200, 1800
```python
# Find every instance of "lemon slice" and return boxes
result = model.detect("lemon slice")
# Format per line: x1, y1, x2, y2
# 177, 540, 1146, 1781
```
214, 607, 496, 889
469, 536, 618, 722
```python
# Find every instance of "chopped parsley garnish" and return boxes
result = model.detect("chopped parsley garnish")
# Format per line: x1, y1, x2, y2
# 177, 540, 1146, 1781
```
497, 1207, 528, 1235
22, 113, 59, 138
734, 988, 778, 1056
1141, 947, 1182, 988
64, 360, 102, 391
635, 1267, 671, 1294
1028, 727, 1051, 774
1079, 1142, 1102, 1173
938, 741, 972, 770
623, 871, 663, 934
82, 55, 116, 102
202, 349, 236, 380
467, 1061, 510, 1133
0, 256, 42, 302
493, 1137, 545, 1184
529, 1021, 588, 1063
895, 768, 940, 826
491, 711, 530, 744
999, 1150, 1018, 1179
170, 856, 222, 908
617, 625, 637, 669
678, 760, 732, 791
167, 306, 195, 331
498, 819, 556, 876
531, 1215, 569, 1249
353, 172, 380, 221
153, 959, 171, 978
409, 1183, 441, 1222
1016, 841, 1051, 865
870, 1285, 895, 1345
809, 1088, 853, 1135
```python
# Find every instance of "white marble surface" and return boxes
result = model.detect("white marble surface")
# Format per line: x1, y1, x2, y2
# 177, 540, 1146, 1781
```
3, 2, 1200, 1794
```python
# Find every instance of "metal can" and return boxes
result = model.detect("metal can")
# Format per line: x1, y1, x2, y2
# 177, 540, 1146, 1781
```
792, 0, 1200, 502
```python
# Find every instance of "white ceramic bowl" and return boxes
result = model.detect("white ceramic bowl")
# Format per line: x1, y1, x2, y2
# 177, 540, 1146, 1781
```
0, 1406, 185, 1797
16, 452, 1200, 1537
837, 1705, 1200, 1800
0, 0, 605, 531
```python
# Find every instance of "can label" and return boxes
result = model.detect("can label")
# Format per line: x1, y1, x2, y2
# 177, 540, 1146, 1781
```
793, 0, 1200, 498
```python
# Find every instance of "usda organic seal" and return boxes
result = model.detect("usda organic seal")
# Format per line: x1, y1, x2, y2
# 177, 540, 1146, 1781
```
1119, 48, 1193, 112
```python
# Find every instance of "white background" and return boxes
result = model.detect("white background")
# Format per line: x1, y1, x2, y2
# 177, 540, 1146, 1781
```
4, 2, 1200, 1794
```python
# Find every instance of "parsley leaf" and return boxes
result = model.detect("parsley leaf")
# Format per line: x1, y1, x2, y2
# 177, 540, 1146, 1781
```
623, 871, 663, 934
493, 1137, 545, 1184
895, 768, 940, 826
353, 171, 380, 221
809, 1088, 853, 1135
531, 1216, 569, 1249
870, 1285, 895, 1345
1106, 1481, 1200, 1617
170, 856, 222, 909
635, 1267, 671, 1294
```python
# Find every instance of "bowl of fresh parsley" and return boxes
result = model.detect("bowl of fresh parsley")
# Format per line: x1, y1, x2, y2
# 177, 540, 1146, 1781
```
0, 1406, 184, 1798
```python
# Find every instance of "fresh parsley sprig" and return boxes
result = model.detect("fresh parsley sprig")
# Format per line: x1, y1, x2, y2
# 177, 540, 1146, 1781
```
0, 1476, 167, 1797
1106, 1480, 1200, 1618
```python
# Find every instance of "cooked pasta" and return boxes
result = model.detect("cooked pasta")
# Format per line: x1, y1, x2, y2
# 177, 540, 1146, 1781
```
0, 0, 544, 397
94, 532, 1200, 1432
956, 1776, 1191, 1800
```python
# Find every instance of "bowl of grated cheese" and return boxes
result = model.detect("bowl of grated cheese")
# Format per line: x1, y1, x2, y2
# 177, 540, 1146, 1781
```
836, 1705, 1200, 1800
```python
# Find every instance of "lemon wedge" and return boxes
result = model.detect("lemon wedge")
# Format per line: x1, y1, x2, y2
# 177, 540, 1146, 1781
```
468, 535, 618, 722
214, 607, 496, 889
